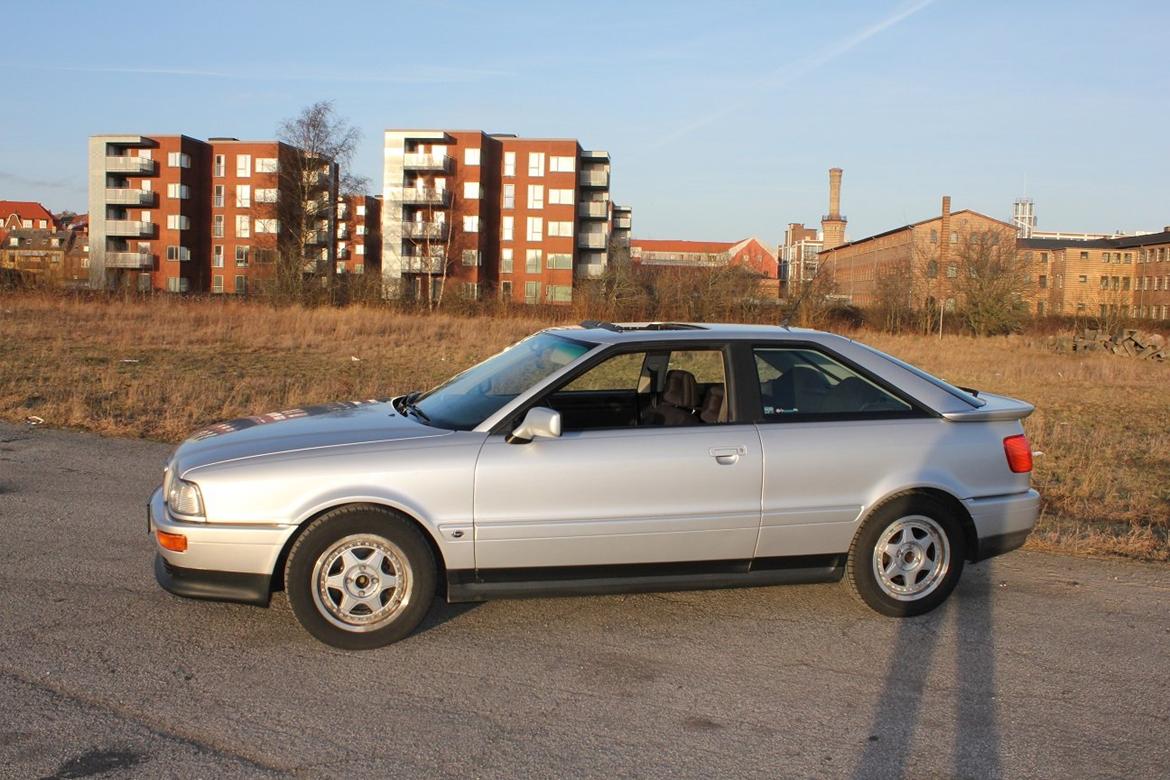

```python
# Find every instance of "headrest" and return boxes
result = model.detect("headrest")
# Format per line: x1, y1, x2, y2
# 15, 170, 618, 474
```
700, 385, 726, 423
663, 369, 698, 409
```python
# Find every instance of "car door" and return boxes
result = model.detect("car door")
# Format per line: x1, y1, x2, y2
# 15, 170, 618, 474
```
750, 343, 941, 558
472, 346, 763, 570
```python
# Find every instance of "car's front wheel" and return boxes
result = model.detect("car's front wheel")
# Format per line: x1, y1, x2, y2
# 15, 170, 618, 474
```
285, 505, 436, 649
846, 494, 965, 617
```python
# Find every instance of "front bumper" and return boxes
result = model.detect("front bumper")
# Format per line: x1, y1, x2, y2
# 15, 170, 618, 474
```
148, 487, 294, 606
965, 489, 1041, 561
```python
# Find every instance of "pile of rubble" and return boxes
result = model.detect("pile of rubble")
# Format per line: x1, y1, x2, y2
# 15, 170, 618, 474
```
1071, 328, 1167, 360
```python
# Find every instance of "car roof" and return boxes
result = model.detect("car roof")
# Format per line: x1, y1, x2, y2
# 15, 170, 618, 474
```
547, 321, 830, 345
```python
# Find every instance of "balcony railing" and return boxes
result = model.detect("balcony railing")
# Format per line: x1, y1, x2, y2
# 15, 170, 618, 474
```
577, 232, 607, 249
402, 221, 449, 240
400, 253, 446, 274
578, 201, 608, 219
105, 188, 155, 206
106, 220, 156, 237
614, 216, 632, 230
385, 186, 452, 205
106, 156, 155, 174
403, 153, 453, 172
306, 230, 330, 245
104, 251, 154, 269
579, 170, 609, 188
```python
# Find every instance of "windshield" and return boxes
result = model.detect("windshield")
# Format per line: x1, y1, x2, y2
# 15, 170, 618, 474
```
412, 332, 595, 430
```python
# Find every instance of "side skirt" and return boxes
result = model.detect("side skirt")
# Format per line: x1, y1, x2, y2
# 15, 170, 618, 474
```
446, 554, 845, 603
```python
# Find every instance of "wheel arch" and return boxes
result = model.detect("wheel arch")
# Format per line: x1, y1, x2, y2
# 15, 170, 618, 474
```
270, 500, 449, 594
856, 486, 979, 562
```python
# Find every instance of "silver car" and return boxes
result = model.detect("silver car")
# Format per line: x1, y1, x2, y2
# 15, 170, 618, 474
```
149, 322, 1039, 649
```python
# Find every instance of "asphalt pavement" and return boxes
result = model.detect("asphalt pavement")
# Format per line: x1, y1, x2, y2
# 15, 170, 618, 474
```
1, 422, 1167, 779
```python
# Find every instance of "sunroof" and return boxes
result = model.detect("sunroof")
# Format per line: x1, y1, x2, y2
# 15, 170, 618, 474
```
578, 320, 707, 332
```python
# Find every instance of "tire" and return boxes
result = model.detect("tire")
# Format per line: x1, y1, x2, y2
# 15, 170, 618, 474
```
285, 505, 437, 649
846, 494, 965, 617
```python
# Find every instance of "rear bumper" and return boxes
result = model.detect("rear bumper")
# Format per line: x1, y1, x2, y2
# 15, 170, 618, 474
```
148, 487, 290, 606
965, 489, 1040, 561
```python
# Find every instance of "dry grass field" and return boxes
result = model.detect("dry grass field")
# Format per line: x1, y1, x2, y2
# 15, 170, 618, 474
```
2, 292, 1166, 561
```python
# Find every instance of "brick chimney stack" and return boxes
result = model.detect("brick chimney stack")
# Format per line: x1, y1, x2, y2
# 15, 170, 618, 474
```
821, 167, 847, 250
940, 195, 952, 264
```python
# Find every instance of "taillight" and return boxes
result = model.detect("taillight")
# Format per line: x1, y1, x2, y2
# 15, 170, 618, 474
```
1003, 434, 1033, 473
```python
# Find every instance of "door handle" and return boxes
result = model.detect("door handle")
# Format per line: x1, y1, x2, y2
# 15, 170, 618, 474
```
709, 446, 746, 464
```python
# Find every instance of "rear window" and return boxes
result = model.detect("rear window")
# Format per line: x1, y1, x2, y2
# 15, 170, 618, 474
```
754, 347, 917, 421
852, 342, 984, 408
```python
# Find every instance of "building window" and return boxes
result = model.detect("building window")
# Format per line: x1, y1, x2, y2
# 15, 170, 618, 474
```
355, 224, 366, 236
462, 250, 481, 266
463, 215, 479, 233
236, 215, 251, 238
167, 152, 191, 168
1122, 277, 1130, 291
547, 253, 572, 270
1123, 253, 1132, 263
213, 185, 225, 208
236, 185, 251, 207
254, 218, 278, 234
526, 216, 543, 241
1100, 275, 1108, 288
501, 248, 513, 273
524, 281, 540, 303
946, 263, 957, 278
549, 156, 575, 173
528, 152, 545, 177
925, 261, 938, 278
527, 185, 544, 209
255, 188, 278, 203
1040, 252, 1048, 263
930, 229, 938, 244
214, 155, 225, 177
549, 188, 574, 205
500, 280, 513, 299
463, 181, 481, 199
235, 276, 247, 295
464, 147, 480, 166
212, 274, 224, 293
503, 151, 516, 177
525, 249, 542, 273
166, 246, 190, 262
1038, 275, 1047, 289
166, 215, 190, 230
949, 232, 958, 244
236, 154, 251, 177
1056, 274, 1063, 288
356, 204, 366, 217
1080, 251, 1089, 260
166, 277, 189, 292
546, 284, 572, 302
503, 184, 515, 209
1036, 301, 1045, 316
355, 244, 365, 256
255, 158, 278, 173
502, 216, 514, 241
166, 183, 190, 199
236, 246, 250, 267
1078, 274, 1087, 283
462, 282, 480, 300
548, 221, 573, 238
213, 245, 224, 267
213, 215, 225, 238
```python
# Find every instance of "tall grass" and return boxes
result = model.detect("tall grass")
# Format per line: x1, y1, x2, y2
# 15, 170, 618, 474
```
1, 291, 1165, 560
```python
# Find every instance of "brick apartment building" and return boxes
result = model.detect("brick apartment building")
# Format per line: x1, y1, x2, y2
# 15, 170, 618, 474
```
336, 194, 381, 276
1021, 230, 1170, 321
818, 196, 1018, 310
381, 129, 629, 304
630, 237, 778, 277
87, 134, 337, 294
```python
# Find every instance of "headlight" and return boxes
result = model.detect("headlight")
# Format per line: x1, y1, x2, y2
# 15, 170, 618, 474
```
167, 478, 205, 519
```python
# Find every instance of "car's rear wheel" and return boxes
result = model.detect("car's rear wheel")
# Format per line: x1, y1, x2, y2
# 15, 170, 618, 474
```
285, 505, 436, 649
846, 494, 965, 617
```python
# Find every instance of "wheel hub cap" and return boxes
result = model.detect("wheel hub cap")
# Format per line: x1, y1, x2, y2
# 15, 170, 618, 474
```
872, 515, 951, 601
311, 535, 412, 632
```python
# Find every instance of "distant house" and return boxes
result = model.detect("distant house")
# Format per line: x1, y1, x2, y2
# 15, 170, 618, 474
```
0, 200, 57, 246
630, 237, 778, 278
1, 228, 89, 287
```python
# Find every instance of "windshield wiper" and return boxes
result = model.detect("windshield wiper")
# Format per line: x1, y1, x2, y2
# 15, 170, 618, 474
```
397, 391, 431, 423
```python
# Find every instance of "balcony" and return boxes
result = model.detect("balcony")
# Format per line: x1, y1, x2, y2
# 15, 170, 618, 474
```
403, 153, 453, 172
614, 215, 632, 230
578, 201, 608, 219
577, 232, 607, 249
106, 220, 155, 237
304, 170, 333, 189
104, 251, 154, 269
337, 225, 349, 240
400, 253, 446, 274
402, 221, 449, 240
306, 230, 330, 246
579, 170, 609, 188
106, 156, 155, 174
105, 188, 155, 206
386, 186, 452, 205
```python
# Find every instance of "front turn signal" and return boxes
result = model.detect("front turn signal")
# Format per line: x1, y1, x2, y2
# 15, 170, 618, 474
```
156, 530, 188, 553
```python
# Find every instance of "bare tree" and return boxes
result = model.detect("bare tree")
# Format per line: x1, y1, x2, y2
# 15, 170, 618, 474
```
870, 255, 917, 332
273, 101, 364, 303
951, 229, 1034, 336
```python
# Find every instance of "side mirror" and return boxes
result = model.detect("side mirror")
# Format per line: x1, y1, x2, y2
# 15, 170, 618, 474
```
507, 407, 562, 444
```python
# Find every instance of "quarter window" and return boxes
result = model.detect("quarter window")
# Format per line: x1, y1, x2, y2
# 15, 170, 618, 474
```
753, 347, 914, 420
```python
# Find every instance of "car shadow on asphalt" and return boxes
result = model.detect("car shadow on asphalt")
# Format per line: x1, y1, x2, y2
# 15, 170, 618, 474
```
851, 561, 1001, 779
414, 599, 481, 636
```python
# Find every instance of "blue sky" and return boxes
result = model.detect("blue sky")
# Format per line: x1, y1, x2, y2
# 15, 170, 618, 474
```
2, 0, 1167, 246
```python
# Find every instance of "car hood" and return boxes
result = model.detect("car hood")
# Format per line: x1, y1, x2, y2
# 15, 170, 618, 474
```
171, 399, 450, 475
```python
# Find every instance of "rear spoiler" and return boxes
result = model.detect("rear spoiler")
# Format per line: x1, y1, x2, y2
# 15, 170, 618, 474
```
940, 392, 1034, 422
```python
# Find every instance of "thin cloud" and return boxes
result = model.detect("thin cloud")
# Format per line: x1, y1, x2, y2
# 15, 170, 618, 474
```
8, 62, 512, 85
660, 0, 938, 144
0, 171, 82, 190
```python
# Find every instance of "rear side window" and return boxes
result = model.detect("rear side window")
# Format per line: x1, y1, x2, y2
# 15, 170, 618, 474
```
753, 347, 917, 421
